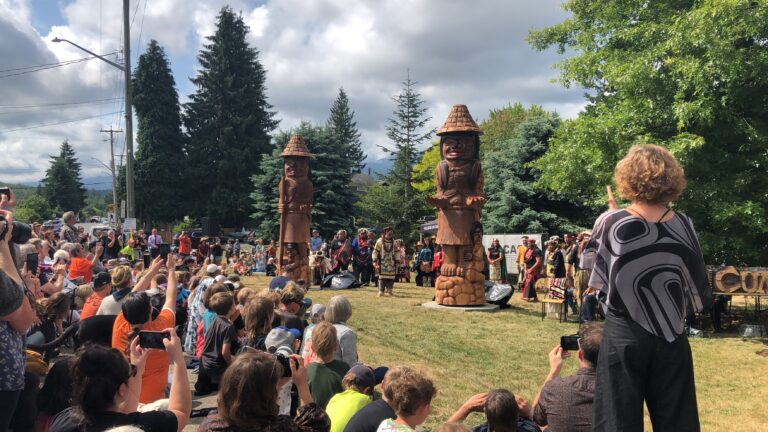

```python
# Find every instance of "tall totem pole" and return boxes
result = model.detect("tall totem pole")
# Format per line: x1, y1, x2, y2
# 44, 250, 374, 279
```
427, 105, 486, 305
278, 134, 313, 284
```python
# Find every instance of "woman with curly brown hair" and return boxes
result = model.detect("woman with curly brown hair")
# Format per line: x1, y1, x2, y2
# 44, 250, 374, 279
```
586, 144, 711, 432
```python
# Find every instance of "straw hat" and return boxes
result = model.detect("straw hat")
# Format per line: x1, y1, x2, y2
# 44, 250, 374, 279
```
436, 104, 482, 136
280, 134, 312, 158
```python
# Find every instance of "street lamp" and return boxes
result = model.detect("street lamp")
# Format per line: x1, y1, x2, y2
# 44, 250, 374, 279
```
52, 2, 135, 220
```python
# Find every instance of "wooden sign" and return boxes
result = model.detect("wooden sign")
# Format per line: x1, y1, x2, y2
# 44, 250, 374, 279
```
708, 266, 768, 296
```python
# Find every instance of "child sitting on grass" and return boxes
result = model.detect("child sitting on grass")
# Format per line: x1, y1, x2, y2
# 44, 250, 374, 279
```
326, 364, 377, 432
376, 369, 436, 432
196, 291, 239, 396
307, 321, 350, 408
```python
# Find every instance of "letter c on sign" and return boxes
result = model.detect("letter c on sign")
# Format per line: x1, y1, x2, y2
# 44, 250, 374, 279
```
714, 266, 741, 293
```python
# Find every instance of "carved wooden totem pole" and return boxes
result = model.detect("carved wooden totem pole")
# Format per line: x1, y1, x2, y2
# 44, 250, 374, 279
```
427, 105, 486, 305
278, 134, 313, 285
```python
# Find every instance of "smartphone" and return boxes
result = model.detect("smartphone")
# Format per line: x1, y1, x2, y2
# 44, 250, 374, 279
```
560, 335, 580, 351
138, 330, 170, 350
0, 187, 10, 198
160, 244, 171, 260
26, 253, 39, 276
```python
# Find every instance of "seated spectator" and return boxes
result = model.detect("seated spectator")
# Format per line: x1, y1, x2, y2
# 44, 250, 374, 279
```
111, 256, 178, 404
49, 333, 190, 432
270, 265, 295, 291
265, 326, 303, 415
80, 272, 112, 320
37, 357, 75, 432
532, 322, 603, 432
62, 242, 96, 284
325, 295, 358, 367
97, 256, 163, 316
196, 292, 239, 396
375, 369, 436, 432
436, 423, 471, 432
343, 367, 413, 432
28, 292, 71, 361
326, 365, 377, 432
197, 350, 328, 432
308, 322, 350, 409
265, 257, 278, 277
279, 282, 306, 322
450, 389, 538, 432
242, 296, 276, 351
579, 287, 600, 323
301, 303, 326, 366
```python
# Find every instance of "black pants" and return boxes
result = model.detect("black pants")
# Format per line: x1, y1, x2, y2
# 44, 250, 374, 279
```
0, 389, 21, 432
593, 310, 700, 432
353, 262, 372, 285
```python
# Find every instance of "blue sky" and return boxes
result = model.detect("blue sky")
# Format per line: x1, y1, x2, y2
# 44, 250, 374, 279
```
1, 0, 584, 187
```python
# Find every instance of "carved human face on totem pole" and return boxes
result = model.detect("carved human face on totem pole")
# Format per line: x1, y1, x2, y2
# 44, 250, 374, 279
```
441, 134, 475, 162
284, 157, 309, 178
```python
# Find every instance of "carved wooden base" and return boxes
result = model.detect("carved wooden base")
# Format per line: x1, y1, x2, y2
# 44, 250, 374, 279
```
435, 270, 485, 306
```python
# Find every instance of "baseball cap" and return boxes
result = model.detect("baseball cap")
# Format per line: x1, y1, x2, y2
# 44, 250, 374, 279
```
93, 272, 111, 288
347, 365, 376, 389
265, 326, 301, 354
206, 264, 219, 274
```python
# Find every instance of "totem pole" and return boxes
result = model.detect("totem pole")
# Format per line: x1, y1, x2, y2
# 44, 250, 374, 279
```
427, 105, 486, 305
278, 134, 313, 284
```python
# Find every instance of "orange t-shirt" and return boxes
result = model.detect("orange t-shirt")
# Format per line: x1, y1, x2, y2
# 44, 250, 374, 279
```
179, 236, 192, 255
80, 291, 108, 320
69, 257, 92, 283
112, 308, 176, 403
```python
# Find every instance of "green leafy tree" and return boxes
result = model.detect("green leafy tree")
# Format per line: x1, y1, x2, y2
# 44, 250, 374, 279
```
480, 103, 548, 156
184, 6, 278, 226
251, 123, 357, 240
528, 0, 768, 265
41, 140, 86, 213
14, 193, 51, 223
412, 141, 440, 196
132, 40, 186, 223
327, 88, 366, 173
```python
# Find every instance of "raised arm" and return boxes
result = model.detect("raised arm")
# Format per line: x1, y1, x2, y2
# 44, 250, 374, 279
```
132, 255, 164, 293
163, 254, 178, 313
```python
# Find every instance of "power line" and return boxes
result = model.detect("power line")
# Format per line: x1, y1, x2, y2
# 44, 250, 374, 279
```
0, 111, 122, 134
0, 97, 123, 109
0, 53, 119, 79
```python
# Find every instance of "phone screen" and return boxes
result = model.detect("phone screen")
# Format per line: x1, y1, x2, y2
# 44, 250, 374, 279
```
0, 187, 10, 198
560, 335, 580, 351
138, 331, 169, 350
160, 244, 170, 260
26, 253, 39, 276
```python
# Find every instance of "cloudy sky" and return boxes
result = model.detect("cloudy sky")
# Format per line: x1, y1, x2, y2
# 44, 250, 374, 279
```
0, 0, 584, 187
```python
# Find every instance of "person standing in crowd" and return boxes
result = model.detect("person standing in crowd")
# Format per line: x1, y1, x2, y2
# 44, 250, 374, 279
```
372, 227, 399, 297
211, 238, 224, 265
431, 245, 444, 287
147, 228, 163, 258
0, 198, 39, 432
59, 211, 79, 244
178, 231, 192, 258
64, 242, 99, 284
331, 230, 352, 273
587, 145, 710, 431
197, 237, 210, 264
516, 236, 528, 288
521, 239, 542, 302
532, 322, 603, 432
394, 239, 410, 283
135, 229, 147, 252
311, 229, 324, 253
103, 230, 123, 261
563, 234, 578, 287
486, 238, 507, 284
415, 239, 434, 287
352, 229, 373, 286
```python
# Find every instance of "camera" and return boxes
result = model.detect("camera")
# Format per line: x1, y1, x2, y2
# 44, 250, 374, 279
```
271, 346, 298, 378
0, 215, 32, 245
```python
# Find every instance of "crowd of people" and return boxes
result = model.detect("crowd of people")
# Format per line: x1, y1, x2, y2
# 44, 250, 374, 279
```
0, 144, 711, 432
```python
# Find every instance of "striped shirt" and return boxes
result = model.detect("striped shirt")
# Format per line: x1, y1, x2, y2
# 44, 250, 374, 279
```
586, 210, 710, 342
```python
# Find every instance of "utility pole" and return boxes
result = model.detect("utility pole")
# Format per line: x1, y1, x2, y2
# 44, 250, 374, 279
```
123, 0, 135, 219
100, 128, 123, 220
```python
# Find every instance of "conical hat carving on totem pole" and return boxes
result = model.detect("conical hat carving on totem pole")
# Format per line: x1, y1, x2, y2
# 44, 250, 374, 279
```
436, 104, 483, 136
280, 134, 313, 158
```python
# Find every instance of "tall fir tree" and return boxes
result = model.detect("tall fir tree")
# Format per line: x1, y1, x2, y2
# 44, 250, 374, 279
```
184, 6, 278, 226
251, 123, 356, 240
132, 40, 186, 223
42, 140, 86, 213
381, 75, 435, 200
327, 87, 365, 173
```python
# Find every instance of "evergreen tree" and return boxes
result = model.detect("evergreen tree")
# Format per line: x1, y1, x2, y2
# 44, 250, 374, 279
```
251, 123, 356, 240
327, 88, 365, 173
41, 140, 86, 213
132, 40, 186, 223
184, 6, 278, 226
381, 75, 435, 200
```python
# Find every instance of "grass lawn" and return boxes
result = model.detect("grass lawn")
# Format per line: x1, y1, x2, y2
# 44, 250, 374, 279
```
187, 275, 768, 431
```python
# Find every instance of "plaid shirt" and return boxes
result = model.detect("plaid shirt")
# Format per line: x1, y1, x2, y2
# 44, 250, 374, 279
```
533, 366, 596, 432
183, 277, 214, 353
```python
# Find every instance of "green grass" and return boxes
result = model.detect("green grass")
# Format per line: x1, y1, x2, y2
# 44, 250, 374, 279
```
227, 276, 768, 431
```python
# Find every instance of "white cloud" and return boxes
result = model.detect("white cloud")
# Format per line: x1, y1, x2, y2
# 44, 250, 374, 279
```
0, 0, 584, 185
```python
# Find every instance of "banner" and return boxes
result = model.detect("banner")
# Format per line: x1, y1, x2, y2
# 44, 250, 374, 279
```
482, 234, 542, 274
708, 266, 768, 295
